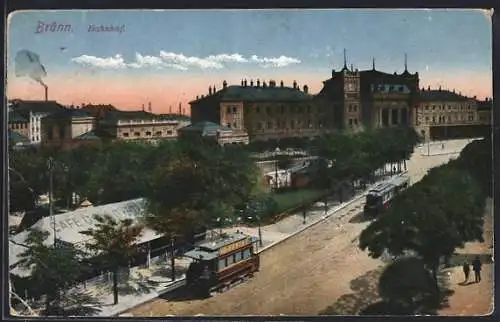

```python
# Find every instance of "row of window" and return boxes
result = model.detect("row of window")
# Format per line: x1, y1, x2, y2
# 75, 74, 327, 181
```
254, 105, 313, 115
347, 105, 358, 113
226, 106, 238, 114
424, 113, 475, 124
424, 104, 472, 111
256, 119, 324, 130
218, 248, 253, 270
11, 123, 28, 130
122, 130, 174, 137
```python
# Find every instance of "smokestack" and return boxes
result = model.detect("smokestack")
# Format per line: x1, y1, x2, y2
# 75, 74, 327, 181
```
178, 103, 182, 115
44, 85, 48, 101
169, 106, 172, 114
142, 104, 145, 111
148, 101, 152, 112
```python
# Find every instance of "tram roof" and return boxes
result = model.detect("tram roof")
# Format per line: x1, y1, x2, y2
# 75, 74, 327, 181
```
197, 232, 249, 251
368, 176, 409, 194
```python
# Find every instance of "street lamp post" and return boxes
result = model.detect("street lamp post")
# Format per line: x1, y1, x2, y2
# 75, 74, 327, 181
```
274, 147, 280, 190
257, 216, 263, 247
302, 208, 306, 224
170, 236, 176, 281
47, 157, 56, 247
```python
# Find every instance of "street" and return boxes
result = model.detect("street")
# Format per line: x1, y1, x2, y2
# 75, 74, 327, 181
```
126, 141, 469, 316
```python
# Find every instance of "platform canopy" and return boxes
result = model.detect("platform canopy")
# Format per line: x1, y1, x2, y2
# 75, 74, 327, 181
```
9, 198, 163, 277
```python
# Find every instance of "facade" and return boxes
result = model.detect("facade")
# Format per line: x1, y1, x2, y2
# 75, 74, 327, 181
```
178, 121, 250, 145
8, 100, 66, 144
41, 108, 99, 150
414, 87, 488, 140
315, 55, 419, 131
189, 79, 325, 142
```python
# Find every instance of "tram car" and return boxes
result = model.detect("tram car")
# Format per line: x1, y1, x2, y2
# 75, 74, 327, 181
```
364, 176, 410, 217
184, 231, 260, 297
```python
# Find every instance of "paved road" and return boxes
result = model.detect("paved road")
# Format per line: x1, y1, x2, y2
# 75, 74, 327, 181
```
126, 141, 469, 316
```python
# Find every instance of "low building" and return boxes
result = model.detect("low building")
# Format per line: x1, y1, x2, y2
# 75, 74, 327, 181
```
8, 100, 66, 145
84, 106, 189, 142
8, 111, 30, 139
8, 129, 31, 150
178, 121, 249, 145
414, 87, 484, 140
190, 79, 323, 142
40, 108, 100, 150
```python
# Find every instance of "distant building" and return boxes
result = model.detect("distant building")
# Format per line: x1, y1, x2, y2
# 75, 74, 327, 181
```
8, 129, 31, 150
414, 87, 489, 140
476, 98, 493, 126
81, 104, 189, 142
178, 121, 249, 145
8, 100, 66, 145
8, 111, 30, 139
189, 79, 324, 142
40, 108, 100, 150
315, 54, 419, 131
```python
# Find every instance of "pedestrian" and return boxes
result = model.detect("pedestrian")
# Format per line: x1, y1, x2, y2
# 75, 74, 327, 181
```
472, 256, 482, 283
441, 143, 445, 150
462, 260, 470, 283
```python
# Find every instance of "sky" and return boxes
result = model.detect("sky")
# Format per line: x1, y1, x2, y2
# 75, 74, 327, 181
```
6, 9, 493, 114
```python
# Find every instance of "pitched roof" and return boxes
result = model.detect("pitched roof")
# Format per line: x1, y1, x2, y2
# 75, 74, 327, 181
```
190, 85, 311, 104
419, 89, 472, 102
179, 121, 231, 136
46, 108, 93, 119
10, 100, 66, 115
8, 111, 29, 123
74, 130, 101, 140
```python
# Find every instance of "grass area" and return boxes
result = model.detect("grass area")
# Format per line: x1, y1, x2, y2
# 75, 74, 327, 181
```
270, 188, 328, 214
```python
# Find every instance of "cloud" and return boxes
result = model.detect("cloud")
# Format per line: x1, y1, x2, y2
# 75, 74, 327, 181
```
71, 54, 127, 69
71, 52, 301, 70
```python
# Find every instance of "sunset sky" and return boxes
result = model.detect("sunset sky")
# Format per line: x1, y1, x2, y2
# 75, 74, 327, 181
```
7, 9, 492, 114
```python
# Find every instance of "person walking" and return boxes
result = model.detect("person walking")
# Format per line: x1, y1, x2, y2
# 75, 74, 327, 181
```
472, 256, 482, 283
462, 260, 470, 283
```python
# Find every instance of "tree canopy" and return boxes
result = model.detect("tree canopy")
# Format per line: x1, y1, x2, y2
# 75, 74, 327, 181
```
359, 138, 490, 288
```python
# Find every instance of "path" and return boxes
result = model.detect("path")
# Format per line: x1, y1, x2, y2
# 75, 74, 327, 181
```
438, 198, 494, 316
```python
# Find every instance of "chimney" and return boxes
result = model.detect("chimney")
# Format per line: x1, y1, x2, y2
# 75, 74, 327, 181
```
303, 85, 309, 94
178, 103, 182, 115
256, 79, 260, 87
473, 95, 477, 99
250, 79, 254, 87
209, 86, 212, 95
244, 79, 248, 87
196, 95, 199, 100
223, 80, 227, 89
263, 81, 267, 88
169, 106, 172, 113
293, 80, 297, 89
439, 85, 442, 91
241, 79, 244, 86
280, 80, 284, 88
350, 64, 354, 71
44, 85, 48, 101
428, 86, 430, 91
148, 101, 152, 112
269, 80, 276, 88
213, 85, 216, 92
142, 104, 145, 111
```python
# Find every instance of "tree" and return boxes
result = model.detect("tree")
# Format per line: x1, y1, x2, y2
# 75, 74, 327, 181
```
359, 166, 486, 288
80, 214, 143, 305
15, 229, 87, 315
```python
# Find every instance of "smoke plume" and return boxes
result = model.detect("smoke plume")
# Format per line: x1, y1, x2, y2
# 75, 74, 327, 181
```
14, 49, 48, 88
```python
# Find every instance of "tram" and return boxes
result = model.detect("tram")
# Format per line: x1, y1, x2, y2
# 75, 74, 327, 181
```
184, 231, 260, 297
364, 176, 410, 217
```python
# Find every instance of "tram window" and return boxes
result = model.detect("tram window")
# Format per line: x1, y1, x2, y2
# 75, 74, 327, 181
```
227, 255, 235, 266
233, 254, 237, 263
219, 259, 226, 270
239, 251, 244, 260
244, 248, 252, 259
